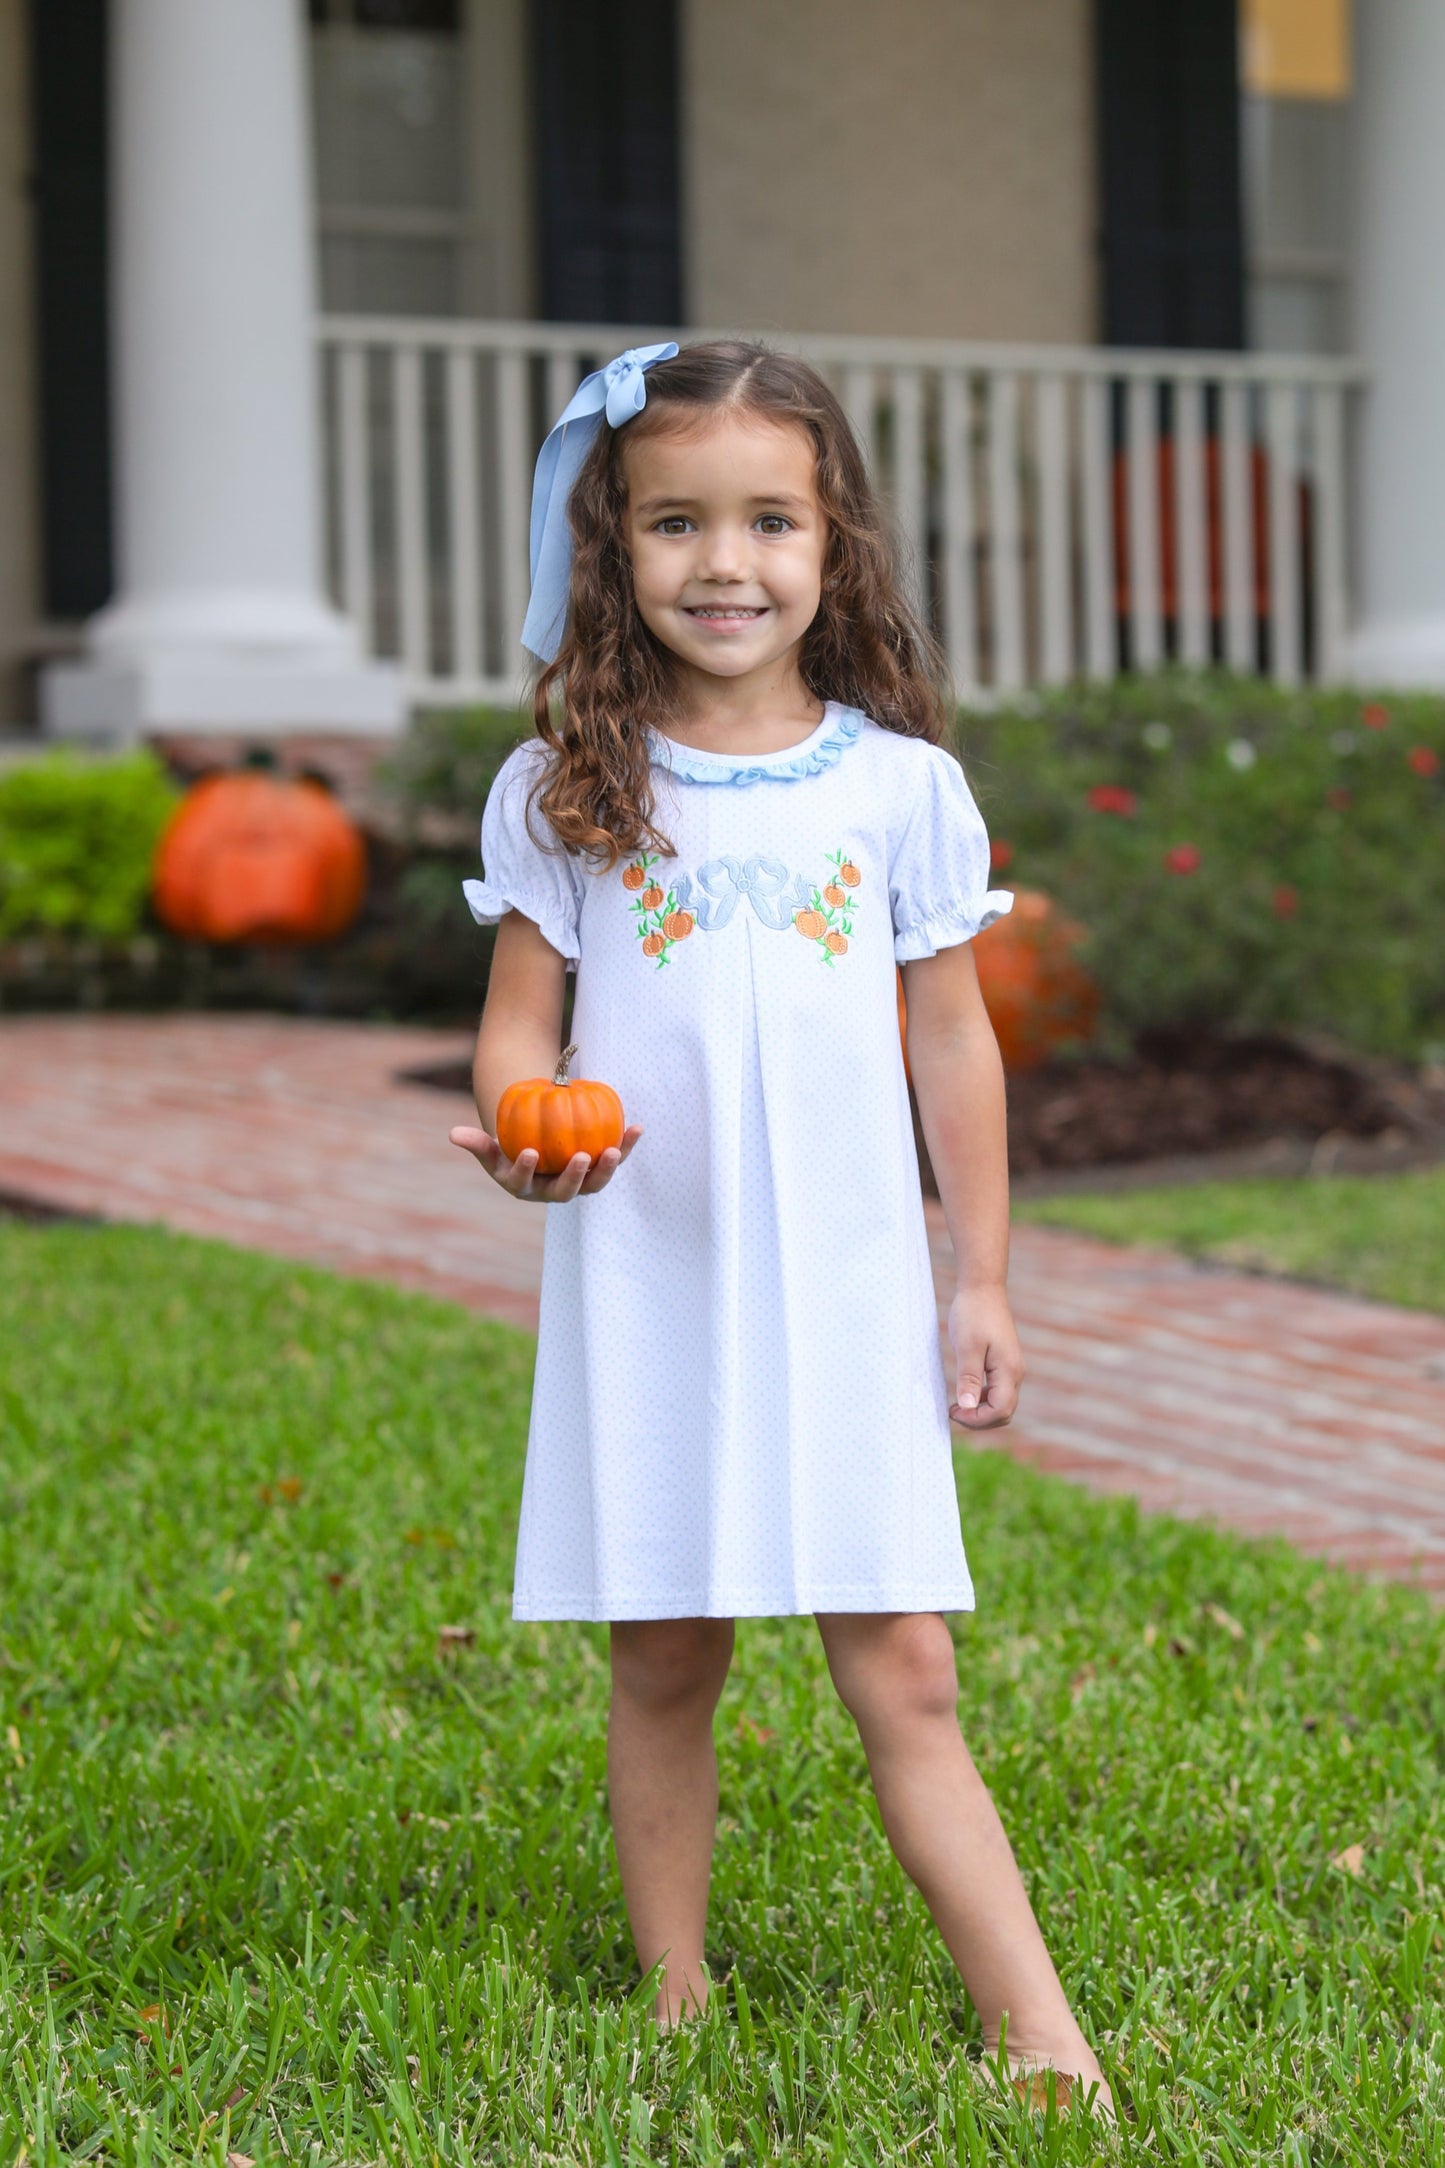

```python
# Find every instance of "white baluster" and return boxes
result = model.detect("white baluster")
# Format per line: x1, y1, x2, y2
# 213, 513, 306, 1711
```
1174, 376, 1209, 667
1125, 375, 1162, 670
987, 372, 1024, 690
1035, 373, 1071, 683
446, 347, 482, 687
940, 370, 979, 695
338, 343, 373, 653
1266, 381, 1300, 686
496, 347, 532, 666
1311, 383, 1347, 682
1079, 374, 1115, 680
843, 365, 877, 477
1221, 380, 1255, 672
547, 348, 579, 427
393, 344, 429, 679
889, 367, 927, 612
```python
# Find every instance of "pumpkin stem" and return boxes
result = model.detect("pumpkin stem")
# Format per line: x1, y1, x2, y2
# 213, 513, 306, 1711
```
553, 1042, 579, 1087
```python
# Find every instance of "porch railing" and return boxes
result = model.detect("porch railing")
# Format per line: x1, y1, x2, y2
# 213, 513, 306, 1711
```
318, 315, 1365, 708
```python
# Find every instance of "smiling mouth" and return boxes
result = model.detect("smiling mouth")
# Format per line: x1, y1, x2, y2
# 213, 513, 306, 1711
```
682, 606, 768, 621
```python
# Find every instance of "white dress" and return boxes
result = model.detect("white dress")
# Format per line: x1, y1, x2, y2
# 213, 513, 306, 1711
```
463, 703, 1012, 1621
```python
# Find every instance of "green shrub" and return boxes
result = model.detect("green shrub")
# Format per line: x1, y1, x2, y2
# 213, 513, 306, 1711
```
376, 703, 532, 836
373, 707, 535, 1012
374, 683, 1445, 1061
958, 675, 1445, 1060
0, 747, 181, 941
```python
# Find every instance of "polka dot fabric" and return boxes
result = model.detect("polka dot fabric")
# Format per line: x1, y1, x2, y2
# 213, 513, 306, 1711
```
464, 705, 1013, 1620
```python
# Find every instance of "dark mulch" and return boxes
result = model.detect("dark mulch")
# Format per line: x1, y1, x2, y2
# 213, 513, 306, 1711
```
0, 1189, 96, 1225
400, 1031, 1445, 1184
1000, 1031, 1445, 1175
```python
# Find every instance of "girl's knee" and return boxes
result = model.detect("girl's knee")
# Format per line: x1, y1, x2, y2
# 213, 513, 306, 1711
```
610, 1617, 734, 1714
826, 1612, 959, 1731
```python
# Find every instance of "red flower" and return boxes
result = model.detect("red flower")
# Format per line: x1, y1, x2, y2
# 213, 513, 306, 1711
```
989, 837, 1014, 870
1407, 745, 1441, 777
1087, 784, 1138, 816
1271, 884, 1299, 919
1361, 702, 1391, 730
1163, 844, 1201, 875
1326, 785, 1352, 811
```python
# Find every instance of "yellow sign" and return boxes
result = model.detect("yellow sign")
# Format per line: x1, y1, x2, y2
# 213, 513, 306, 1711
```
1240, 0, 1351, 99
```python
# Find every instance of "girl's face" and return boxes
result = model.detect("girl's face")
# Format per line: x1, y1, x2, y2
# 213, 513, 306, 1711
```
621, 412, 828, 696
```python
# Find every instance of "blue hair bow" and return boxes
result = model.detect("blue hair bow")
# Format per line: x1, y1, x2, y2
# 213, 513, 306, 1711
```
520, 341, 680, 663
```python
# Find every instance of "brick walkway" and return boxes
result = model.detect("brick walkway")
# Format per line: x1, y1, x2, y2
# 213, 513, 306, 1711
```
5, 1013, 1445, 1590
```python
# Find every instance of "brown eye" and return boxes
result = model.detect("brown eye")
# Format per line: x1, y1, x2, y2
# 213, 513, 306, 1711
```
757, 515, 792, 535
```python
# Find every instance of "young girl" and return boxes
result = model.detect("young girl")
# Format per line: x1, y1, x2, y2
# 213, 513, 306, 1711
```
449, 340, 1112, 2116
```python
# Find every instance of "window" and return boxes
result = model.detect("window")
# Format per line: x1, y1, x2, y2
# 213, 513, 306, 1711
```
1094, 0, 1246, 350
310, 0, 467, 315
531, 0, 682, 326
1239, 0, 1353, 354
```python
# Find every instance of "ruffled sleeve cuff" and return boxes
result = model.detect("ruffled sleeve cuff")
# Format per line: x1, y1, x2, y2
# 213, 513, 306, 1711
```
894, 888, 1014, 963
461, 742, 583, 969
461, 875, 581, 968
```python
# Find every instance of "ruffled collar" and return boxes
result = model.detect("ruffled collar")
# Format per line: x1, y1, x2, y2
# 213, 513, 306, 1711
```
646, 702, 865, 785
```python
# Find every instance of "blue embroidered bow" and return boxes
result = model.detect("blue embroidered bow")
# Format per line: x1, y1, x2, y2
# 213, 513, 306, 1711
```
520, 341, 679, 663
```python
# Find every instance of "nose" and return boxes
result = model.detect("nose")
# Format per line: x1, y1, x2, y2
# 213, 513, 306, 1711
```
693, 522, 752, 581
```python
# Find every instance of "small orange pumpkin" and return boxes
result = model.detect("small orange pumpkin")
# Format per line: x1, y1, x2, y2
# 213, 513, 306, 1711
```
972, 888, 1098, 1071
640, 883, 665, 909
152, 763, 366, 945
495, 1042, 625, 1173
622, 863, 647, 891
839, 861, 861, 888
641, 932, 666, 957
825, 930, 848, 955
662, 909, 695, 942
823, 882, 847, 907
794, 908, 826, 940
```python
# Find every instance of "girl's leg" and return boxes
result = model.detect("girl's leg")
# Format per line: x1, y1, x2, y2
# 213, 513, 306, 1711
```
608, 1616, 735, 2024
815, 1611, 1110, 2109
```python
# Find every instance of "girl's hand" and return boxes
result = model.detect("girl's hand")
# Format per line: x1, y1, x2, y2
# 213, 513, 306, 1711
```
448, 1122, 644, 1203
946, 1286, 1024, 1430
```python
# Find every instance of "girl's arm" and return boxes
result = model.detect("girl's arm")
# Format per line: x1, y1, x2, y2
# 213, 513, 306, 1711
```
449, 908, 642, 1202
903, 941, 1024, 1429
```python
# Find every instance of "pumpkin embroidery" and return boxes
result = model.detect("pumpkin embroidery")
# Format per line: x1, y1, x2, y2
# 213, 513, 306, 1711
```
792, 848, 859, 964
624, 846, 860, 966
627, 853, 694, 967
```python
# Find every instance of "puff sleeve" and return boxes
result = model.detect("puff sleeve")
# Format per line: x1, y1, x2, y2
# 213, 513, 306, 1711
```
461, 744, 584, 969
889, 744, 1014, 963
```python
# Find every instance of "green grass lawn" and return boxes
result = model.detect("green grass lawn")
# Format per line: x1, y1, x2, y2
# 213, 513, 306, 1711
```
1016, 1166, 1445, 1315
3, 1223, 1444, 2165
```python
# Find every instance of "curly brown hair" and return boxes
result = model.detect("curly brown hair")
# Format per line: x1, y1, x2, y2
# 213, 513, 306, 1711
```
529, 339, 952, 864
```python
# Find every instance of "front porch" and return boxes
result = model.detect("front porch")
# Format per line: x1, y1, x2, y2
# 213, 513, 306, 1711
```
26, 0, 1445, 738
317, 314, 1363, 710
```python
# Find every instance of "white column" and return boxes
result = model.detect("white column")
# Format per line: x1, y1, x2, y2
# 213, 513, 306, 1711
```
43, 0, 402, 738
1344, 0, 1445, 687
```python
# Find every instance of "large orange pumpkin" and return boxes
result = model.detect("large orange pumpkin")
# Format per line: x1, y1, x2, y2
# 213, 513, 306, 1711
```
496, 1042, 625, 1173
152, 766, 366, 945
971, 889, 1098, 1071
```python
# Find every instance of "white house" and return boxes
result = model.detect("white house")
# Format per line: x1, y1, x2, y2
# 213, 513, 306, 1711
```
0, 0, 1441, 752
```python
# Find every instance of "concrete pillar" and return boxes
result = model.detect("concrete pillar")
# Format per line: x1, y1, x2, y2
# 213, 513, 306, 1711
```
43, 0, 402, 739
1345, 0, 1445, 687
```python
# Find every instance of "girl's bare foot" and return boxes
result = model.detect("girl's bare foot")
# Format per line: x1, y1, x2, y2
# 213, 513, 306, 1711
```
988, 2049, 1115, 2123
